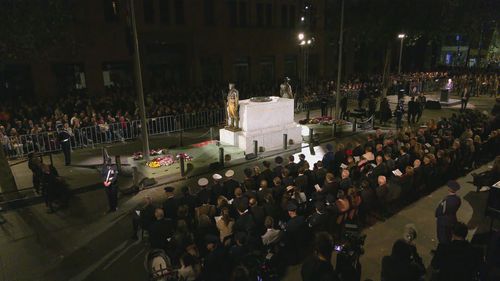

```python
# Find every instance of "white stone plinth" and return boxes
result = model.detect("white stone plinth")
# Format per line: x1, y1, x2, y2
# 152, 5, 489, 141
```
220, 97, 302, 153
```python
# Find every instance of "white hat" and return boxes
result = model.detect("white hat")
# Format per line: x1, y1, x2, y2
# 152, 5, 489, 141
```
225, 170, 235, 178
198, 178, 209, 186
212, 174, 222, 180
286, 185, 294, 192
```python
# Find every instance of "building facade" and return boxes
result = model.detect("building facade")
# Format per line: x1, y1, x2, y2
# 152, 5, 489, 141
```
1, 0, 334, 98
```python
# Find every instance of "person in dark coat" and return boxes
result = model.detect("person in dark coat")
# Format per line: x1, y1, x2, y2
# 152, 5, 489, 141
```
407, 97, 417, 124
259, 160, 274, 186
435, 180, 462, 244
57, 125, 72, 165
162, 186, 178, 221
131, 196, 156, 239
102, 158, 119, 213
203, 235, 229, 281
381, 239, 425, 281
301, 232, 341, 281
283, 201, 308, 265
396, 146, 410, 172
273, 156, 284, 178
40, 163, 59, 213
149, 208, 174, 250
223, 170, 239, 199
306, 201, 329, 233
322, 143, 335, 172
233, 202, 257, 238
431, 222, 483, 281
379, 97, 392, 125
285, 155, 299, 178
416, 92, 426, 122
395, 99, 405, 129
314, 161, 327, 186
28, 152, 42, 194
340, 94, 348, 120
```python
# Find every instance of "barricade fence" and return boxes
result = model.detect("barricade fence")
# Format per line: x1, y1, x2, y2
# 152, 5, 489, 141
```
4, 109, 226, 159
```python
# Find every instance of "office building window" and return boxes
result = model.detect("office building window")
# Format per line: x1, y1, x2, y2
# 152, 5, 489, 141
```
260, 56, 275, 83
174, 0, 184, 24
143, 0, 155, 23
103, 0, 120, 22
204, 0, 215, 25
256, 3, 264, 27
239, 1, 247, 27
228, 1, 237, 27
265, 4, 272, 27
233, 57, 250, 84
289, 5, 296, 27
281, 5, 288, 28
159, 0, 170, 24
284, 55, 297, 80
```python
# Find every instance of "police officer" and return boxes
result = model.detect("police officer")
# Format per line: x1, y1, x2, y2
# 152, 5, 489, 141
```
435, 180, 461, 244
57, 124, 71, 166
102, 158, 119, 213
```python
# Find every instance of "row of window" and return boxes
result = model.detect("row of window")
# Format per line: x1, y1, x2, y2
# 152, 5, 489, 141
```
103, 0, 299, 28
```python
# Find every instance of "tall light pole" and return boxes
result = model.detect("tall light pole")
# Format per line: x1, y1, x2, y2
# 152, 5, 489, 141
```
130, 0, 150, 161
397, 33, 406, 74
334, 0, 345, 119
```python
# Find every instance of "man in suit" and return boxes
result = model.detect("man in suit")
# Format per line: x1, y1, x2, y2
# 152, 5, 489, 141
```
223, 170, 239, 199
149, 208, 174, 250
162, 186, 178, 221
431, 222, 483, 281
286, 155, 299, 177
396, 146, 410, 172
259, 160, 274, 186
314, 161, 327, 186
284, 202, 308, 265
435, 181, 462, 244
273, 156, 284, 178
102, 158, 119, 213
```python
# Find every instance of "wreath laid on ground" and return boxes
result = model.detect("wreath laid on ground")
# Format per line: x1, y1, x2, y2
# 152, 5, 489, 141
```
298, 116, 349, 126
133, 148, 168, 160
145, 153, 193, 168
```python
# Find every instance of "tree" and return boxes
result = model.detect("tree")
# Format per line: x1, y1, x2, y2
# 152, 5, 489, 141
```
0, 0, 75, 61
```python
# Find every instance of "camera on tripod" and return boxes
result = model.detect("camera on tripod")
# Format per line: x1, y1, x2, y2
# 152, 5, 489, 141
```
334, 223, 366, 281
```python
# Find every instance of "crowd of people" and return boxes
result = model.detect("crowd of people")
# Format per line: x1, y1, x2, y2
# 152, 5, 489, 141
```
130, 106, 500, 280
1, 70, 498, 159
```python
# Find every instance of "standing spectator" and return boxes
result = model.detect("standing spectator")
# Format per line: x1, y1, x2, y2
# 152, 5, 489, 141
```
431, 222, 483, 281
381, 239, 425, 281
301, 232, 341, 281
340, 94, 348, 120
407, 97, 417, 124
461, 85, 471, 111
416, 92, 426, 122
435, 180, 462, 244
379, 98, 392, 126
102, 158, 119, 213
395, 99, 405, 130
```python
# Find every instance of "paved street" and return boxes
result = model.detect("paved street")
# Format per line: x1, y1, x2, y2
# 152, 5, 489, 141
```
0, 95, 498, 281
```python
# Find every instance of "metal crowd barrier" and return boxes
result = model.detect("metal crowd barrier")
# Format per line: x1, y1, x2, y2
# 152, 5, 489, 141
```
4, 108, 226, 159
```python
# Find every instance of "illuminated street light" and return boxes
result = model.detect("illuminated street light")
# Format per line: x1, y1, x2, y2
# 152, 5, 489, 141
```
397, 33, 406, 74
298, 33, 305, 40
300, 40, 306, 45
301, 17, 305, 21
307, 40, 312, 45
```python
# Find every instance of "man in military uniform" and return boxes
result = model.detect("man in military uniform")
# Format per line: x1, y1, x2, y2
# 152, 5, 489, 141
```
102, 158, 119, 213
57, 124, 72, 166
280, 77, 294, 99
226, 83, 240, 129
435, 180, 462, 244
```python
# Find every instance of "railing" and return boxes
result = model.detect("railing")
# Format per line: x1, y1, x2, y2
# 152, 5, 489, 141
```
3, 108, 226, 159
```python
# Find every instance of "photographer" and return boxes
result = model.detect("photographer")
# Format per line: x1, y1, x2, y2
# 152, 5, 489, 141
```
301, 232, 341, 281
381, 239, 425, 281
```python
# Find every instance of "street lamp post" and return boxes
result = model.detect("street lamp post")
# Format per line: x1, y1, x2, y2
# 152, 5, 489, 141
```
130, 0, 150, 161
397, 33, 406, 75
334, 0, 345, 120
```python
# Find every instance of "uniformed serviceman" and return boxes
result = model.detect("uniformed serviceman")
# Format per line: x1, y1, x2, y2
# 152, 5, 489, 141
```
57, 124, 72, 166
435, 180, 462, 244
102, 158, 119, 213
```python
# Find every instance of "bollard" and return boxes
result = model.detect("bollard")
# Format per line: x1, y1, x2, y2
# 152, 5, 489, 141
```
219, 147, 224, 167
353, 119, 357, 132
333, 123, 337, 137
309, 128, 314, 144
371, 116, 375, 128
306, 109, 310, 120
179, 130, 184, 147
210, 127, 214, 141
49, 153, 54, 166
115, 155, 122, 173
253, 140, 258, 156
180, 156, 185, 177
283, 134, 288, 150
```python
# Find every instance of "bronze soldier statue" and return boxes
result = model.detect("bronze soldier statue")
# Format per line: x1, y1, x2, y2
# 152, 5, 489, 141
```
226, 83, 240, 129
280, 77, 294, 99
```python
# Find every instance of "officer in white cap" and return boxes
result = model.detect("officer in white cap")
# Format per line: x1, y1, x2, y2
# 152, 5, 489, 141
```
223, 170, 239, 199
210, 173, 225, 204
197, 177, 211, 206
